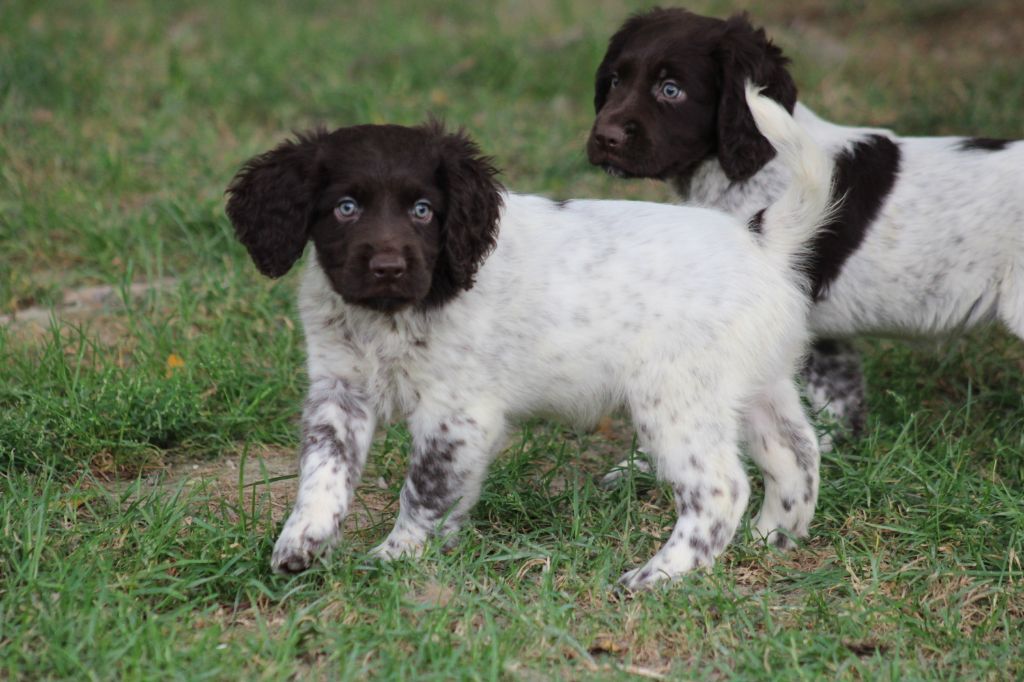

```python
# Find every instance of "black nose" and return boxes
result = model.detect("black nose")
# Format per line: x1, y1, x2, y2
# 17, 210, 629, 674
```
369, 252, 407, 279
594, 121, 635, 149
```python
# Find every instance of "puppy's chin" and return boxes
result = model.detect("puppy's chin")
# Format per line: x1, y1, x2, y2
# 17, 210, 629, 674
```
601, 160, 675, 181
353, 296, 418, 313
328, 281, 423, 313
588, 140, 690, 182
340, 282, 427, 312
587, 149, 632, 178
326, 268, 433, 313
600, 163, 631, 179
596, 154, 698, 183
588, 150, 657, 180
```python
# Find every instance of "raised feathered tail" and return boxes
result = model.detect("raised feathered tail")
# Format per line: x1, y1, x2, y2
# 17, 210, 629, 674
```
745, 82, 838, 288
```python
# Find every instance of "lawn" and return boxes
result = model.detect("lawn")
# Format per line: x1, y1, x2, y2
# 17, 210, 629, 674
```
1, 0, 1022, 679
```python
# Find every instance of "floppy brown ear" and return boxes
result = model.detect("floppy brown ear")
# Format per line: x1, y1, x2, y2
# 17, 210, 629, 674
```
225, 130, 326, 278
426, 123, 503, 304
714, 14, 798, 181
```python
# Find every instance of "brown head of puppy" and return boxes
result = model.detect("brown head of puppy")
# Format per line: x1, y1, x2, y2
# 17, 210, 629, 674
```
587, 8, 797, 183
226, 122, 503, 313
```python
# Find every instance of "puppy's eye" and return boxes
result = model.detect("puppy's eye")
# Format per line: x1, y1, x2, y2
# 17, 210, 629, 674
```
610, 73, 620, 89
411, 199, 433, 222
658, 80, 685, 101
334, 197, 359, 221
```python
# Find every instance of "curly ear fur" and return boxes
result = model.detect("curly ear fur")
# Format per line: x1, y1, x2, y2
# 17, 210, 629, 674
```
225, 131, 326, 278
714, 14, 798, 182
420, 123, 503, 307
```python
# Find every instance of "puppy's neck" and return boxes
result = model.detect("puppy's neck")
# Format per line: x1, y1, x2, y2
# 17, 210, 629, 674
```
670, 157, 769, 213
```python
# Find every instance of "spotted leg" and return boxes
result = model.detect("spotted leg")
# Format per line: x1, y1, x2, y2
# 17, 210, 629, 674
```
370, 409, 505, 560
618, 385, 750, 590
745, 378, 820, 549
802, 338, 866, 450
271, 377, 376, 574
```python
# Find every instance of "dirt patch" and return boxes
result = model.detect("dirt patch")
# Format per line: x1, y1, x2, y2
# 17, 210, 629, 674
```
135, 446, 398, 535
2, 277, 179, 324
159, 447, 299, 523
141, 416, 636, 529
2, 278, 178, 346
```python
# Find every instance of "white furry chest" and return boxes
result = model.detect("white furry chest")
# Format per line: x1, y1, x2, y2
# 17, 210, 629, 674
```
299, 270, 430, 422
351, 322, 429, 422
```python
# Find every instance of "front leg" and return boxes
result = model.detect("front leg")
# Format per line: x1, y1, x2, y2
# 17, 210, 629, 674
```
371, 409, 504, 560
271, 377, 376, 574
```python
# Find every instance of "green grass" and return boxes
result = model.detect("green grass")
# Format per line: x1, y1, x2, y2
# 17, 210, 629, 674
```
2, 0, 1023, 679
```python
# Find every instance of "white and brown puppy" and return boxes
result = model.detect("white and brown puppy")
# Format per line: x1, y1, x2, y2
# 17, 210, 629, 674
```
588, 8, 1024, 439
226, 87, 834, 589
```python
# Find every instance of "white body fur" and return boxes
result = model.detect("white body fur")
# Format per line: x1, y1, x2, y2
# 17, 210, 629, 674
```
683, 103, 1024, 342
272, 90, 834, 588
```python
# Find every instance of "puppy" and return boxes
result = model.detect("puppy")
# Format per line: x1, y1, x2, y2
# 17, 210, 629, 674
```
226, 87, 834, 589
587, 8, 1024, 438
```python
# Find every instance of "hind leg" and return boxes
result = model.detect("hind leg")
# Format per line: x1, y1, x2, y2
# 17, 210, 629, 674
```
618, 387, 750, 590
803, 339, 866, 450
745, 378, 820, 549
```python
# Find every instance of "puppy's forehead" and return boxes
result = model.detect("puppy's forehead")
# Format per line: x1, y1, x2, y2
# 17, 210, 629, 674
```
616, 12, 720, 65
323, 125, 442, 176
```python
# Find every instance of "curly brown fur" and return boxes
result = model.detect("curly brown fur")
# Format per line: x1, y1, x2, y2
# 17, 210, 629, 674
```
226, 122, 503, 312
588, 7, 796, 183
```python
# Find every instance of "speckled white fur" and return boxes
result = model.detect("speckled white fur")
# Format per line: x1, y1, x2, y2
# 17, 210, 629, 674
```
677, 104, 1024, 425
271, 90, 834, 588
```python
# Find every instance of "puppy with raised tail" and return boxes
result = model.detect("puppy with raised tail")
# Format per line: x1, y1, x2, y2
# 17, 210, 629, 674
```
587, 8, 1024, 440
226, 85, 834, 589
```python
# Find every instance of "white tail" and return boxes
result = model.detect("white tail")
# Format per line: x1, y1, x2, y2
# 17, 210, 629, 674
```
744, 82, 837, 285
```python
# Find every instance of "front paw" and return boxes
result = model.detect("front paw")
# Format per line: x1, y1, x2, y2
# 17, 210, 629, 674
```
368, 533, 427, 562
752, 501, 812, 552
618, 565, 668, 591
270, 512, 340, 574
751, 519, 807, 552
599, 448, 654, 489
618, 543, 712, 591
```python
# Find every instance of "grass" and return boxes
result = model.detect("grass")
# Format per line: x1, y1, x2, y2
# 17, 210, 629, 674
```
1, 0, 1023, 678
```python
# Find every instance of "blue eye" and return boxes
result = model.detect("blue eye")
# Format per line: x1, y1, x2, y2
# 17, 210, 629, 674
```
334, 197, 359, 220
660, 81, 683, 100
411, 199, 432, 221
610, 74, 620, 88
